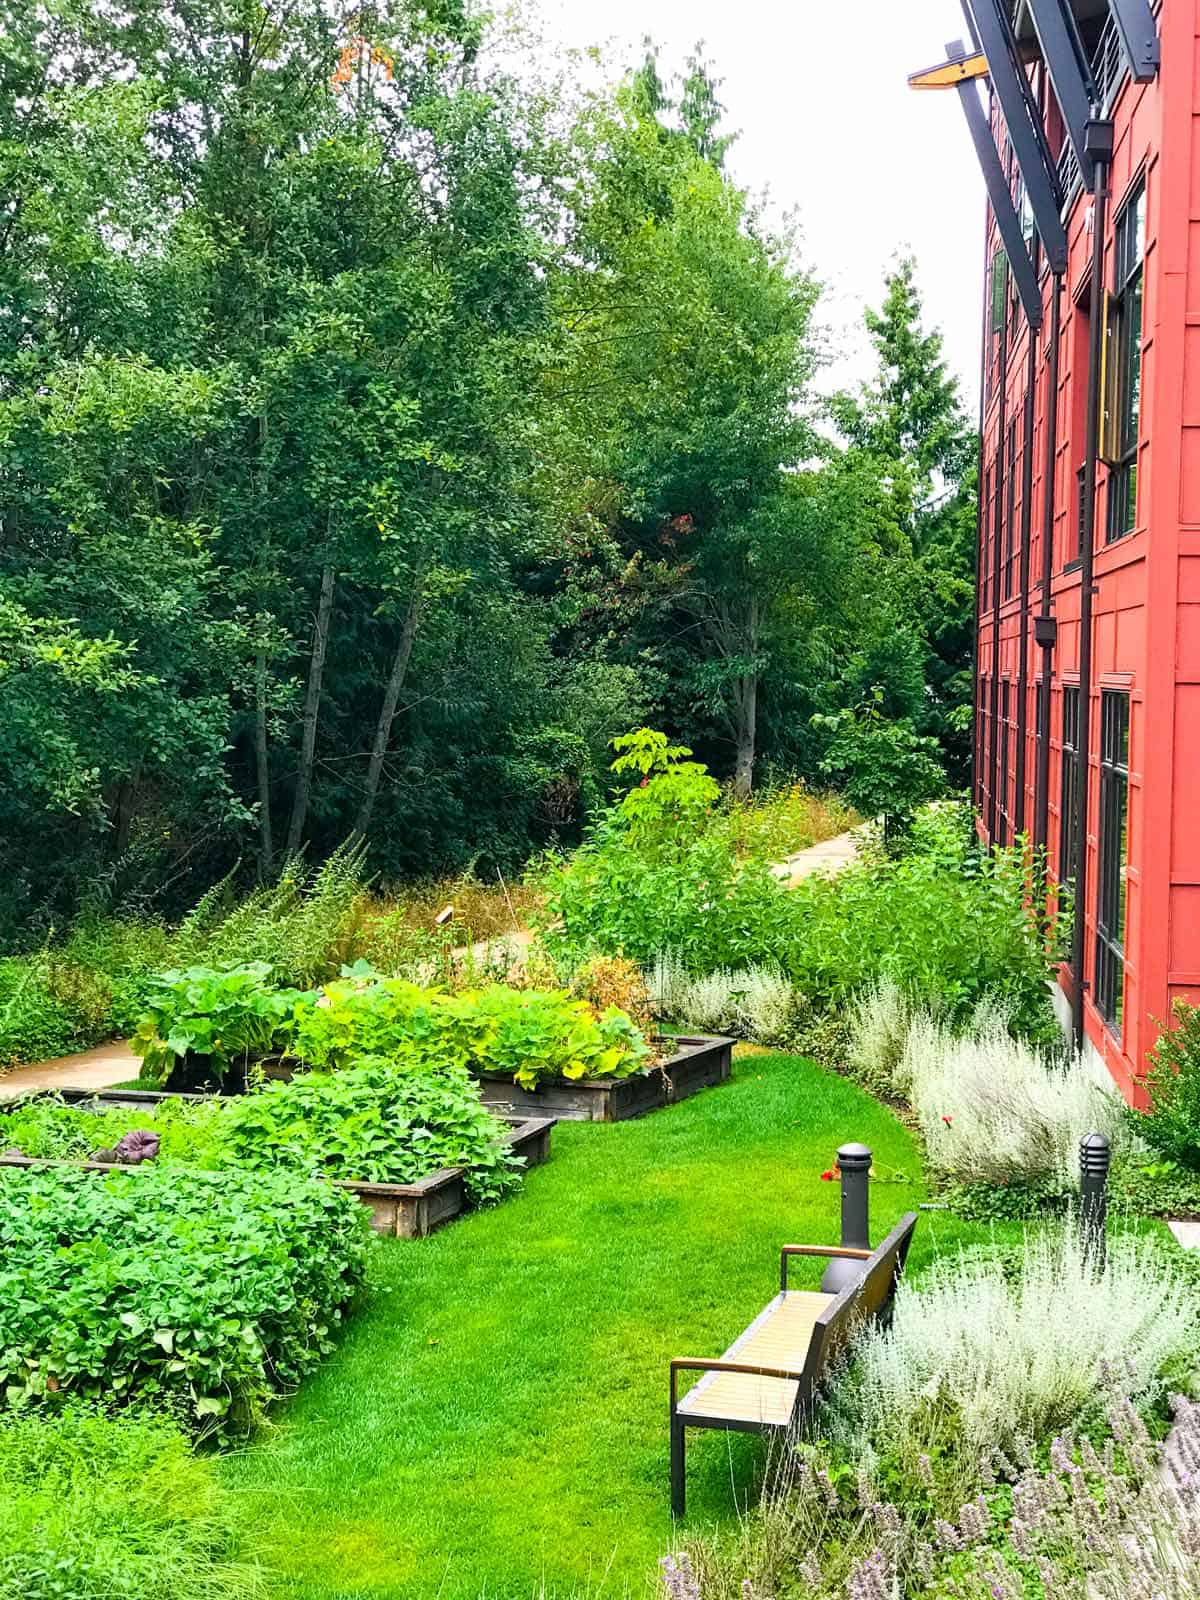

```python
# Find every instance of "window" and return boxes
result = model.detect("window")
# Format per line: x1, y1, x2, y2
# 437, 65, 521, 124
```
1072, 465, 1086, 566
1004, 417, 1018, 600
982, 467, 993, 611
977, 677, 989, 810
1094, 691, 1130, 1032
1105, 182, 1145, 541
991, 248, 1008, 335
998, 679, 1010, 846
1059, 686, 1080, 893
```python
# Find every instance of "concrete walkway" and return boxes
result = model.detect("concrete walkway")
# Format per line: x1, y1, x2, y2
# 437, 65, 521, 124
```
0, 1038, 140, 1098
770, 827, 861, 887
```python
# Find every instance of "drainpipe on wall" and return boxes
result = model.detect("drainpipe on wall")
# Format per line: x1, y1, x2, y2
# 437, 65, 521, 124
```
989, 308, 1009, 843
1033, 272, 1063, 859
1014, 322, 1039, 836
1070, 113, 1115, 1052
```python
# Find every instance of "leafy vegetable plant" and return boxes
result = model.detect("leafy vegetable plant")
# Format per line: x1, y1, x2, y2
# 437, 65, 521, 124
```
291, 975, 650, 1090
132, 963, 308, 1087
0, 1163, 369, 1435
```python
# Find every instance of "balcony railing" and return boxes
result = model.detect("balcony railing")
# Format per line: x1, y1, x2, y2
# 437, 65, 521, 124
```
1054, 14, 1125, 204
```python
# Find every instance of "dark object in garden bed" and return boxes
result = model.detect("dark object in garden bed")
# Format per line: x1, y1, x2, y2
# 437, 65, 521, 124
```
2, 1089, 555, 1238
668, 1209, 919, 1517
474, 1034, 734, 1122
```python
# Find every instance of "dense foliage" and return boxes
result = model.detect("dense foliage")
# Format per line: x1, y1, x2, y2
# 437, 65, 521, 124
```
1135, 1000, 1200, 1170
543, 766, 1056, 1035
291, 975, 651, 1090
1, 1062, 524, 1202
0, 1406, 258, 1600
0, 1163, 369, 1434
0, 0, 972, 937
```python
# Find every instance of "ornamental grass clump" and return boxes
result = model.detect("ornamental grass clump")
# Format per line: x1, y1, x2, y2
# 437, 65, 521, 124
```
845, 978, 911, 1098
828, 1225, 1200, 1506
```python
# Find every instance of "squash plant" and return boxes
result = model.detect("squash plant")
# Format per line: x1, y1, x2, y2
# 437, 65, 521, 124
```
132, 963, 309, 1087
291, 975, 650, 1090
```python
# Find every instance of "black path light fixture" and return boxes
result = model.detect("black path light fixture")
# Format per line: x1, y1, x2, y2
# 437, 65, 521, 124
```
821, 1142, 873, 1294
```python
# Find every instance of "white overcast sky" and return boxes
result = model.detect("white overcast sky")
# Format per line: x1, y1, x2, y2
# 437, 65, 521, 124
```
537, 0, 986, 408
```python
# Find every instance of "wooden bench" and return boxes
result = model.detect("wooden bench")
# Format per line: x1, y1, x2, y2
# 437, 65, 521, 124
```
668, 1211, 918, 1516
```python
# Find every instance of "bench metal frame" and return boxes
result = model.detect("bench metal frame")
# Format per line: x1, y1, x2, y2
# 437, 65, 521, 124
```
668, 1212, 918, 1517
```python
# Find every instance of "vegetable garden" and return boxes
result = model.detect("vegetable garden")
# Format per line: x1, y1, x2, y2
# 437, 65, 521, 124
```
2, 741, 1200, 1598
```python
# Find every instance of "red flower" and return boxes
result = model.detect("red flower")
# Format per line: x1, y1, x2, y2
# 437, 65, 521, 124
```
820, 1169, 836, 1182
941, 1115, 953, 1126
639, 776, 650, 787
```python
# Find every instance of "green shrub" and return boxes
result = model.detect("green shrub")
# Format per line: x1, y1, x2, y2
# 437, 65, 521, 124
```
1134, 1000, 1200, 1170
216, 1061, 523, 1204
0, 956, 88, 1066
292, 975, 650, 1090
132, 963, 308, 1087
0, 1163, 369, 1434
0, 1406, 260, 1600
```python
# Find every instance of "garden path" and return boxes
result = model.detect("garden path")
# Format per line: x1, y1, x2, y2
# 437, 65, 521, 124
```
771, 826, 861, 886
0, 1037, 139, 1097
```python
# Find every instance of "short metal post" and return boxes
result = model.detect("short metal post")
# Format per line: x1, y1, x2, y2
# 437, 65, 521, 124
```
822, 1142, 872, 1294
1080, 1132, 1111, 1273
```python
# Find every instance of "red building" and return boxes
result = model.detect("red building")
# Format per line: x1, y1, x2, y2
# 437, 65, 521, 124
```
913, 1, 1198, 1101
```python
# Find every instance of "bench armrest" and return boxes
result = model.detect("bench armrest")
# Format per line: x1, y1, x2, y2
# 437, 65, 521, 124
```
670, 1356, 802, 1408
780, 1243, 872, 1290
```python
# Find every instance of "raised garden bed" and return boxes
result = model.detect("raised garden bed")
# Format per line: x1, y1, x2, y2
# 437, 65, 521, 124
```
2, 1090, 555, 1238
473, 1033, 735, 1122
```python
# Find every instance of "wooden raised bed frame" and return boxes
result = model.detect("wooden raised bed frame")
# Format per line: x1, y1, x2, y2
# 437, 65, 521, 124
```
473, 1033, 735, 1122
1, 1088, 554, 1240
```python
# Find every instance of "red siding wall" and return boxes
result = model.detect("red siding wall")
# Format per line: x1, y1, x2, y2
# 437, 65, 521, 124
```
975, 0, 1200, 1099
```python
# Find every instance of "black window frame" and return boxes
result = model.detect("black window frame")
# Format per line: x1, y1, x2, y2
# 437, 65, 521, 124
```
1004, 417, 1018, 601
1059, 685, 1080, 894
1094, 690, 1130, 1034
1105, 181, 1145, 543
997, 678, 1011, 846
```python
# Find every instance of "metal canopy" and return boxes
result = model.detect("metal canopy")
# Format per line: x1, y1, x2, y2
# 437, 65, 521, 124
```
1105, 0, 1159, 83
965, 0, 1069, 274
946, 41, 1044, 329
1024, 0, 1095, 189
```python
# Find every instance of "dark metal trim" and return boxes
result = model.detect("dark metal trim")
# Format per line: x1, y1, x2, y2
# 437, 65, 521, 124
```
1105, 0, 1160, 84
963, 1, 1068, 272
1070, 116, 1114, 1051
1024, 0, 1095, 189
1014, 325, 1039, 835
954, 68, 1044, 328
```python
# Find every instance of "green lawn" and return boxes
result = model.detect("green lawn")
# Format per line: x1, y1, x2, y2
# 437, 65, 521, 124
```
221, 1052, 1015, 1600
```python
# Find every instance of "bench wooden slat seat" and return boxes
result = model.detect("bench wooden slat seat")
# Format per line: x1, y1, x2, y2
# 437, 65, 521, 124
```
675, 1290, 833, 1427
669, 1212, 918, 1516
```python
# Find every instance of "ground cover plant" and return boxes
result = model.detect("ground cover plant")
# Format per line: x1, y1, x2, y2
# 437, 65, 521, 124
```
0, 1162, 369, 1435
0, 1064, 524, 1204
0, 1406, 260, 1600
216, 1049, 1029, 1600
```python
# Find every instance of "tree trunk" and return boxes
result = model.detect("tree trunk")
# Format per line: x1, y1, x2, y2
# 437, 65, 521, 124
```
353, 578, 424, 840
254, 650, 274, 878
285, 562, 336, 857
731, 595, 759, 800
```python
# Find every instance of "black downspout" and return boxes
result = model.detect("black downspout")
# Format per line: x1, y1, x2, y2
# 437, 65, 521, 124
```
989, 310, 1009, 844
1070, 114, 1115, 1052
1014, 320, 1039, 836
1033, 273, 1063, 857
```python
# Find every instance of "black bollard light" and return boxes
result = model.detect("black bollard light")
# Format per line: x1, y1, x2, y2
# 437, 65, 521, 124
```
1079, 1131, 1111, 1274
822, 1142, 872, 1294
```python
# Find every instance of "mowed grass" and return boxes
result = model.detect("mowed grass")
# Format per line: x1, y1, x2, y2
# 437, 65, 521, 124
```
220, 1052, 1015, 1600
